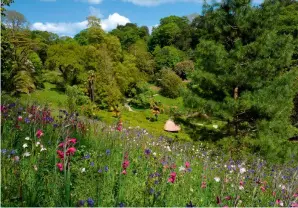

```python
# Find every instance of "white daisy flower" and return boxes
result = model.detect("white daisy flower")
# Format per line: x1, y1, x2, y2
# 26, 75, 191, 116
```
239, 167, 246, 174
41, 147, 47, 152
36, 142, 40, 147
23, 143, 28, 148
213, 124, 218, 129
239, 185, 244, 190
153, 152, 157, 156
23, 152, 31, 157
214, 177, 220, 182
179, 166, 186, 172
81, 168, 86, 173
25, 137, 30, 140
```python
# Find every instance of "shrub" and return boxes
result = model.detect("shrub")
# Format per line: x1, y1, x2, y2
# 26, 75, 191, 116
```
158, 68, 183, 98
174, 60, 194, 80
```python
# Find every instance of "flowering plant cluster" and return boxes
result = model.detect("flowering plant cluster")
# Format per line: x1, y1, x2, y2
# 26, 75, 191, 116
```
56, 137, 77, 171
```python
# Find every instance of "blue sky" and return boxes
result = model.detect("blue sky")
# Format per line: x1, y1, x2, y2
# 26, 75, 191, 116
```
9, 0, 260, 37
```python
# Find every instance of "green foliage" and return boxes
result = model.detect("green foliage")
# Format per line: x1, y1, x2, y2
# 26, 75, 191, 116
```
148, 16, 192, 51
129, 83, 154, 109
28, 51, 43, 72
110, 23, 149, 49
183, 0, 298, 159
114, 53, 145, 97
158, 68, 183, 99
153, 46, 185, 71
128, 39, 155, 77
66, 85, 89, 113
174, 60, 194, 80
46, 42, 84, 87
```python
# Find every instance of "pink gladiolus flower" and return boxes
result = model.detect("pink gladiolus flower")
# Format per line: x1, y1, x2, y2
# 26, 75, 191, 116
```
66, 147, 76, 155
36, 129, 44, 138
67, 138, 77, 144
185, 161, 190, 168
168, 172, 177, 183
291, 202, 298, 207
57, 150, 64, 159
122, 160, 130, 169
58, 142, 64, 148
293, 193, 298, 197
122, 170, 127, 175
239, 181, 244, 186
56, 163, 63, 171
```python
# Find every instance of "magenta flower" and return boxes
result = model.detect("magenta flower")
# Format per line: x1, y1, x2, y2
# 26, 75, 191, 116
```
185, 161, 190, 168
122, 160, 130, 169
66, 147, 76, 155
168, 172, 177, 183
57, 150, 64, 159
56, 163, 63, 171
58, 142, 64, 148
36, 129, 44, 139
67, 138, 77, 144
122, 170, 127, 175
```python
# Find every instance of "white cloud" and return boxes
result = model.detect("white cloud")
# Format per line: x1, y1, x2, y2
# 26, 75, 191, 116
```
89, 6, 103, 18
101, 13, 130, 31
121, 0, 203, 6
31, 13, 130, 36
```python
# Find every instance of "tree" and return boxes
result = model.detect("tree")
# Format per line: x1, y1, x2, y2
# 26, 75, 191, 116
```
46, 42, 84, 87
153, 46, 185, 70
158, 68, 183, 98
128, 39, 155, 77
183, 0, 298, 160
110, 23, 149, 49
148, 16, 192, 51
87, 15, 101, 28
114, 53, 145, 97
3, 10, 27, 33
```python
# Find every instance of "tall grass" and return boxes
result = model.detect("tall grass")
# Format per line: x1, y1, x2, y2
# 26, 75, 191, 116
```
1, 102, 298, 207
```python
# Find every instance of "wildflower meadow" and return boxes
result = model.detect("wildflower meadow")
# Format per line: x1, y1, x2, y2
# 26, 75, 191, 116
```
1, 102, 298, 207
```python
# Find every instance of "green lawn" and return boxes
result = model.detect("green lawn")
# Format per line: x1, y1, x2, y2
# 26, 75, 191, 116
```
19, 83, 191, 140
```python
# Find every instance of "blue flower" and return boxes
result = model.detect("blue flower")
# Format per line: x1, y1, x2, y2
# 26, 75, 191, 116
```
104, 166, 109, 172
98, 169, 102, 173
145, 149, 151, 155
84, 154, 91, 159
90, 162, 94, 167
8, 103, 16, 108
106, 149, 111, 155
78, 200, 85, 207
10, 150, 16, 155
1, 149, 7, 154
119, 202, 125, 207
149, 188, 154, 195
24, 118, 30, 123
87, 198, 94, 207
